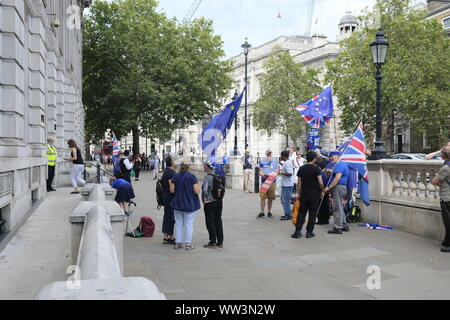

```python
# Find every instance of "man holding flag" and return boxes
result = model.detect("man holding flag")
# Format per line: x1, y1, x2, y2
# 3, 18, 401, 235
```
324, 151, 350, 234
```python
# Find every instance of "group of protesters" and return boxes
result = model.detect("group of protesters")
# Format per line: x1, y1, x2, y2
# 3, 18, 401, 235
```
104, 140, 450, 254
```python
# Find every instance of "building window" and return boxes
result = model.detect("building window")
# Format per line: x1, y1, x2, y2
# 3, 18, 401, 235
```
443, 17, 450, 30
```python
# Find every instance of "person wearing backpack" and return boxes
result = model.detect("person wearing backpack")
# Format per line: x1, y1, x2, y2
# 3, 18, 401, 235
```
202, 161, 225, 249
431, 145, 450, 253
160, 156, 178, 245
169, 163, 201, 250
119, 150, 133, 183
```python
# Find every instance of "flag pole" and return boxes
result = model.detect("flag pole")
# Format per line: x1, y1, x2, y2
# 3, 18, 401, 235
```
308, 119, 362, 223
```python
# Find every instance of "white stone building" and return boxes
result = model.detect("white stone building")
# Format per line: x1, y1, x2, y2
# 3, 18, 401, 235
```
0, 0, 90, 248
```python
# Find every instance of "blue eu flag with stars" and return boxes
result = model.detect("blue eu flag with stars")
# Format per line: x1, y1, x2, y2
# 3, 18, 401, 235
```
295, 86, 334, 128
198, 89, 245, 158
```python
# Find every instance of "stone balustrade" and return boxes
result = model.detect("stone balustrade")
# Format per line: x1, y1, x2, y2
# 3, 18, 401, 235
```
358, 159, 444, 240
35, 183, 165, 300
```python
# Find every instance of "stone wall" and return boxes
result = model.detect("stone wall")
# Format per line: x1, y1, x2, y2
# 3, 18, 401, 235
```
0, 0, 89, 249
357, 160, 444, 240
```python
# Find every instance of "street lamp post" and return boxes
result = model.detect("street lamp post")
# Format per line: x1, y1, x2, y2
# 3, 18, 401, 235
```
232, 90, 239, 156
369, 28, 389, 160
241, 38, 251, 151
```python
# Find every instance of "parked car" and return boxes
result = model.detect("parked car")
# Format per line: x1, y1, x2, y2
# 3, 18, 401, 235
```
390, 153, 426, 160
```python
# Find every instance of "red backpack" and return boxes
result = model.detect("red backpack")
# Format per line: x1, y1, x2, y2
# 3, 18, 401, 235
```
137, 216, 155, 237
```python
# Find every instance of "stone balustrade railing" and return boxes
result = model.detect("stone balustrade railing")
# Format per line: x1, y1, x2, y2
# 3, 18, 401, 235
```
35, 183, 165, 300
358, 159, 444, 240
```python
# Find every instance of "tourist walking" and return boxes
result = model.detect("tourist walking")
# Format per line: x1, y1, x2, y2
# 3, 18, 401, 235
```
63, 139, 85, 194
118, 150, 133, 183
240, 150, 254, 193
169, 163, 201, 250
431, 145, 450, 252
132, 155, 142, 181
46, 136, 57, 192
161, 156, 177, 245
110, 177, 135, 215
292, 151, 324, 238
202, 161, 224, 248
324, 151, 350, 234
280, 150, 294, 221
257, 150, 280, 218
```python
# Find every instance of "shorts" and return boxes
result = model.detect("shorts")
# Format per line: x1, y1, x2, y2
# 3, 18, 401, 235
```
260, 183, 276, 201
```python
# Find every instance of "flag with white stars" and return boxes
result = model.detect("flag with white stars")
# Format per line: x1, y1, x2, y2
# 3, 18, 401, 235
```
295, 86, 334, 128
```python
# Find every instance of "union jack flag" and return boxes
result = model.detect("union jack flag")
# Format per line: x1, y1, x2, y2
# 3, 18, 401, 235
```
338, 122, 370, 206
338, 123, 368, 180
295, 86, 334, 128
112, 133, 120, 157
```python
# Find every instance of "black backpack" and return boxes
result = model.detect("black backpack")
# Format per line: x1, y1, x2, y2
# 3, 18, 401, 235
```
211, 174, 225, 200
156, 178, 164, 210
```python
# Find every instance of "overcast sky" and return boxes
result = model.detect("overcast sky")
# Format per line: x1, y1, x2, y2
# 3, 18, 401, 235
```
91, 0, 423, 58
157, 0, 381, 58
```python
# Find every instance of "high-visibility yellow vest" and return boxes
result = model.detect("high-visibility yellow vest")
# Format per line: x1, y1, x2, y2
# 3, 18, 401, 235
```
46, 144, 57, 166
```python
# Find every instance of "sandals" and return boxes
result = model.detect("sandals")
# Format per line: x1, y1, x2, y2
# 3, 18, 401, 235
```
174, 243, 183, 249
163, 239, 175, 245
185, 244, 194, 250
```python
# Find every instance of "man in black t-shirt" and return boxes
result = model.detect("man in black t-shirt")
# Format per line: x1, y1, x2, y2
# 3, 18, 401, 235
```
292, 151, 324, 239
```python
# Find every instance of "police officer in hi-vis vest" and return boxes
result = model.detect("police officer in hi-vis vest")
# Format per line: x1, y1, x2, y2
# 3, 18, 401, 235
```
46, 136, 57, 192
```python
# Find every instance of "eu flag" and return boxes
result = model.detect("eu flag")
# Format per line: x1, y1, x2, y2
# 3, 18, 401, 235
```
198, 89, 245, 158
295, 86, 334, 128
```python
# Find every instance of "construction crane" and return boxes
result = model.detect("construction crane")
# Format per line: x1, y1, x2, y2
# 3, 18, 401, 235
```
304, 0, 316, 36
183, 0, 202, 23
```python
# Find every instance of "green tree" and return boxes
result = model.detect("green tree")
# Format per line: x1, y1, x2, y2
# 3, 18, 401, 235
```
83, 0, 232, 154
325, 0, 450, 149
252, 50, 322, 147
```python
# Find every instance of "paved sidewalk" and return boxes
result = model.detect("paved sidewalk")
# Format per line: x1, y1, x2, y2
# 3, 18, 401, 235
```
1, 171, 450, 300
125, 172, 450, 300
0, 187, 78, 300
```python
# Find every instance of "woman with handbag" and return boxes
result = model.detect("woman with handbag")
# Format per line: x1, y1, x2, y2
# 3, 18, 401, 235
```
63, 139, 86, 194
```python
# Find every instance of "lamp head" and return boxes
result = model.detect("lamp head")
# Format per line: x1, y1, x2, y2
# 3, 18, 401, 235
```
370, 28, 389, 66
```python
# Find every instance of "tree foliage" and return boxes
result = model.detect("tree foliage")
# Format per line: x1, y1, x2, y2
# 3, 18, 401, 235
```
252, 50, 322, 146
325, 0, 450, 146
83, 0, 232, 152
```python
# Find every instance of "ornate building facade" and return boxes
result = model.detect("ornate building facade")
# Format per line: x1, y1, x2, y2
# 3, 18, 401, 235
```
0, 0, 90, 248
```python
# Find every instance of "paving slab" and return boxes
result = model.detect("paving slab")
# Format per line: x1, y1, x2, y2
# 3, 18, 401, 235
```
2, 171, 450, 300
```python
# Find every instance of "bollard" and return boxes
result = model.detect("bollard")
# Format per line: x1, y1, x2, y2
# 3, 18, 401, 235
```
96, 163, 101, 184
254, 167, 260, 192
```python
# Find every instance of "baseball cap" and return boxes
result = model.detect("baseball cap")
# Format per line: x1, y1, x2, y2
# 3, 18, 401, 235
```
265, 150, 272, 155
329, 151, 341, 157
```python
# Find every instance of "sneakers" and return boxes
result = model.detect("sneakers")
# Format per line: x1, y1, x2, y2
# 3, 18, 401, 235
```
342, 225, 350, 232
306, 232, 316, 238
267, 212, 273, 218
280, 216, 292, 221
291, 231, 302, 238
328, 227, 343, 234
441, 247, 450, 253
257, 212, 265, 218
203, 242, 217, 249
217, 243, 223, 248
